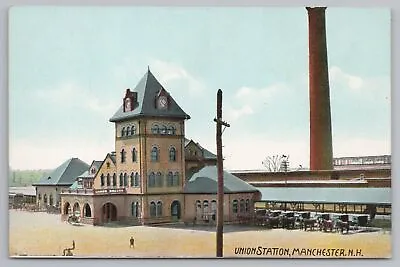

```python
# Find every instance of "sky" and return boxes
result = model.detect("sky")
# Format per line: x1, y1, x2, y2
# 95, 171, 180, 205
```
8, 6, 391, 171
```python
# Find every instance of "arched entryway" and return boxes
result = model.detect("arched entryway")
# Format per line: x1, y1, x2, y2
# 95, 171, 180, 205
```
171, 200, 181, 221
83, 203, 92, 217
73, 202, 80, 216
63, 202, 71, 215
102, 202, 117, 223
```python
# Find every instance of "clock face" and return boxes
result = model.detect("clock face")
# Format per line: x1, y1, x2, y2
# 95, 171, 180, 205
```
158, 96, 167, 109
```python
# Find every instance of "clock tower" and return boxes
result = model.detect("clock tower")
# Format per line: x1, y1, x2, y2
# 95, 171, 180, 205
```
109, 68, 190, 224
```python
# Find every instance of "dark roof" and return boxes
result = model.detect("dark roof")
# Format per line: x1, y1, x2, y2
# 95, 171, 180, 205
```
109, 153, 116, 164
33, 158, 89, 186
78, 160, 104, 179
110, 69, 190, 122
256, 187, 391, 205
184, 138, 217, 160
184, 166, 259, 194
92, 160, 103, 170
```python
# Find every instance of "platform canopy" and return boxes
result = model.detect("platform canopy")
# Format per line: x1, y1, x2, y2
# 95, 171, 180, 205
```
256, 187, 391, 205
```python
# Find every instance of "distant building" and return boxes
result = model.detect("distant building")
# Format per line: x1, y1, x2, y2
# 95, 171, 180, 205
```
33, 158, 89, 210
333, 155, 391, 170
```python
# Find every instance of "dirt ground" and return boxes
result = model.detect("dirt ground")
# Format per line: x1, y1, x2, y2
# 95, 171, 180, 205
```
8, 210, 391, 258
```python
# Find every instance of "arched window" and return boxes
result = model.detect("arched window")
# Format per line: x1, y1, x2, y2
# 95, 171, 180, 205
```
44, 194, 48, 204
123, 173, 128, 187
245, 199, 250, 213
126, 126, 131, 136
150, 201, 156, 217
134, 173, 140, 187
119, 173, 123, 186
167, 125, 175, 135
121, 127, 126, 137
151, 146, 159, 161
132, 202, 139, 217
232, 200, 238, 214
84, 203, 92, 217
130, 172, 134, 187
151, 124, 159, 134
49, 194, 54, 206
203, 200, 209, 215
239, 199, 245, 213
156, 201, 163, 217
173, 172, 179, 186
132, 147, 137, 162
167, 172, 173, 187
131, 125, 136, 135
148, 172, 156, 187
169, 147, 176, 162
161, 125, 167, 134
100, 174, 105, 186
156, 172, 163, 187
121, 149, 126, 163
106, 174, 110, 186
211, 200, 217, 214
112, 173, 117, 187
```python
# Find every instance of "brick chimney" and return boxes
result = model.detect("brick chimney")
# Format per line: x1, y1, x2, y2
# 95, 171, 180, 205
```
306, 7, 333, 170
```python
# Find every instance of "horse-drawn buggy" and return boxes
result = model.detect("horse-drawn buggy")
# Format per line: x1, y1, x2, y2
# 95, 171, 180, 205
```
317, 213, 335, 232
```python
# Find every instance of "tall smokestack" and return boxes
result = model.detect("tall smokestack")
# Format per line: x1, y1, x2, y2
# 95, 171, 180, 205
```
306, 7, 333, 170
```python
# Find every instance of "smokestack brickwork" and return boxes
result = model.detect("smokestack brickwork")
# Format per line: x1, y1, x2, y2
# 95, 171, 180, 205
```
306, 7, 333, 170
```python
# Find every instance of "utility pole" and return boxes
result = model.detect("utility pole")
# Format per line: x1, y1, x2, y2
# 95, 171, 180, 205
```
214, 89, 230, 258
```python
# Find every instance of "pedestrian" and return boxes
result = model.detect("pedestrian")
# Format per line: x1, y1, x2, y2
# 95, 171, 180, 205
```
130, 236, 135, 248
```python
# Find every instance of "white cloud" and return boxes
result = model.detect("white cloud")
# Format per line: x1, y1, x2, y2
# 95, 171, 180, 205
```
234, 84, 286, 100
225, 104, 254, 122
329, 66, 364, 90
225, 83, 288, 121
35, 82, 119, 115
150, 60, 206, 95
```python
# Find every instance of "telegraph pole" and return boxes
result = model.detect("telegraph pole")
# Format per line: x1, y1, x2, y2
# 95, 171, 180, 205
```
214, 89, 230, 257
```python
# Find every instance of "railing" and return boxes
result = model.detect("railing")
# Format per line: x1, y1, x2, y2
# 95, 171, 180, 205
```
61, 188, 127, 195
93, 188, 127, 194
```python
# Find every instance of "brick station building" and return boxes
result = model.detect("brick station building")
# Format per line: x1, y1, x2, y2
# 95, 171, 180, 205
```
58, 69, 260, 225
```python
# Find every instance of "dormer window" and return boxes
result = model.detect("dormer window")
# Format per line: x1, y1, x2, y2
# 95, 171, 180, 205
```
125, 97, 131, 112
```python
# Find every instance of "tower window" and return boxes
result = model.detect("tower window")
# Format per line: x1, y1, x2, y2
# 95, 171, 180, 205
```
156, 172, 163, 187
151, 124, 159, 134
167, 172, 173, 187
130, 172, 134, 187
169, 147, 176, 162
173, 172, 179, 186
148, 172, 156, 187
121, 149, 126, 163
161, 125, 167, 134
134, 172, 140, 187
167, 126, 176, 135
151, 146, 159, 162
132, 147, 137, 162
